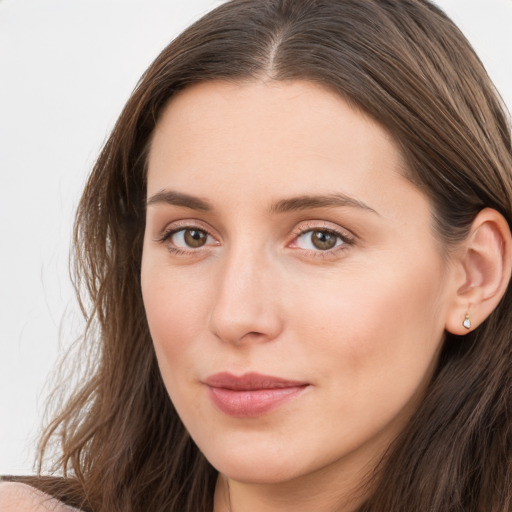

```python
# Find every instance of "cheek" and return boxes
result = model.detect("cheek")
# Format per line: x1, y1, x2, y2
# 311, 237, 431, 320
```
288, 252, 447, 404
141, 258, 211, 380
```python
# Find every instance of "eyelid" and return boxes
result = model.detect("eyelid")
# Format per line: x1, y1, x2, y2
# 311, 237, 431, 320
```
287, 220, 356, 254
156, 219, 220, 248
154, 218, 355, 257
290, 220, 355, 240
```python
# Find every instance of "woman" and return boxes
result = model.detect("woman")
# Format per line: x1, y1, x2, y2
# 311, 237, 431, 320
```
1, 0, 511, 510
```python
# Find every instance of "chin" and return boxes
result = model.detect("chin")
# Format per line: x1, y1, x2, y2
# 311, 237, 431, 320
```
217, 462, 299, 485
199, 440, 316, 485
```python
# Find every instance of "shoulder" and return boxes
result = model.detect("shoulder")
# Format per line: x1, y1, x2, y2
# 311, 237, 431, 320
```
0, 482, 79, 511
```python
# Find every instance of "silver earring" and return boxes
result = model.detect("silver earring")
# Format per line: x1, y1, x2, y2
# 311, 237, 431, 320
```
463, 312, 471, 330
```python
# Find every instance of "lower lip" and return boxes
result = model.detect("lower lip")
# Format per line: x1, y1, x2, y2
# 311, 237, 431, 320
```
207, 385, 308, 418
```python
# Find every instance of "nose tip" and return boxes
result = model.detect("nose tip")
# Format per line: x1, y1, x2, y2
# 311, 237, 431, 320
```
209, 297, 281, 345
208, 307, 281, 345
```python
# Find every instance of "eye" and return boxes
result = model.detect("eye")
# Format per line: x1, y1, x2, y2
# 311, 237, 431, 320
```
166, 228, 214, 249
294, 229, 348, 251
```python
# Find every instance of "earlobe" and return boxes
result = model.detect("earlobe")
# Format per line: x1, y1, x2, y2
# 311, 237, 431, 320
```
445, 208, 512, 335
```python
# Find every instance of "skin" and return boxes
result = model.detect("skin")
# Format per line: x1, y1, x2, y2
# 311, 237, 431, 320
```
141, 80, 460, 511
0, 483, 76, 512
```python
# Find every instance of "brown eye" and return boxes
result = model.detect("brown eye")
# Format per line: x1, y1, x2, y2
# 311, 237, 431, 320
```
183, 229, 208, 248
168, 228, 211, 249
294, 229, 346, 251
311, 231, 338, 250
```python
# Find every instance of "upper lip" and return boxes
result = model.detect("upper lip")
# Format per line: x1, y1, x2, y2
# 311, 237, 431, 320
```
204, 372, 308, 391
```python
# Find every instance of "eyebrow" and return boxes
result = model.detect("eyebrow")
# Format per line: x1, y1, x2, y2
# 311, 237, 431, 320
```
146, 189, 378, 215
146, 190, 212, 211
269, 193, 378, 215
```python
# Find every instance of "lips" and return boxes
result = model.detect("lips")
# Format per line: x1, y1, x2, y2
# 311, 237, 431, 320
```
204, 372, 309, 417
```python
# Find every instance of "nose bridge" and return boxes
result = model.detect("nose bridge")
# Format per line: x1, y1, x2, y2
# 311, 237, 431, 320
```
208, 239, 282, 345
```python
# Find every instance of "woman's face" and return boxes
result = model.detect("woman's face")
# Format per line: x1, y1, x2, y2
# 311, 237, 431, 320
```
141, 80, 456, 486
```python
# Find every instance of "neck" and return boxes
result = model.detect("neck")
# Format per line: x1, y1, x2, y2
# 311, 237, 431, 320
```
213, 462, 373, 512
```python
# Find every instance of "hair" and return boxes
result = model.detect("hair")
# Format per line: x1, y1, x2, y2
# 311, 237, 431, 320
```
12, 0, 511, 510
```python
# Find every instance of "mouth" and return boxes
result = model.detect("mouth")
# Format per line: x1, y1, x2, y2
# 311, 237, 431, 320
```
203, 372, 310, 418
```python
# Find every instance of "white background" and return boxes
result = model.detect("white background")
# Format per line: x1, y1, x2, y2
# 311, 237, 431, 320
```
1, 0, 511, 475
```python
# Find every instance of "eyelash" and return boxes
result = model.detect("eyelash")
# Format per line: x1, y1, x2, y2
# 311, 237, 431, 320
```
157, 222, 355, 258
290, 225, 355, 259
157, 224, 217, 256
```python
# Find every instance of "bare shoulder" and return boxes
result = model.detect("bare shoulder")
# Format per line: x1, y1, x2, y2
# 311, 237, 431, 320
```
0, 482, 78, 511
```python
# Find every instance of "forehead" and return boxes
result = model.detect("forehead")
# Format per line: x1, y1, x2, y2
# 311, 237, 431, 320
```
146, 80, 421, 217
149, 80, 396, 161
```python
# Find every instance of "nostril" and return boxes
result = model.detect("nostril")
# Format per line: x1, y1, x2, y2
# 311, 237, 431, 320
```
208, 307, 283, 346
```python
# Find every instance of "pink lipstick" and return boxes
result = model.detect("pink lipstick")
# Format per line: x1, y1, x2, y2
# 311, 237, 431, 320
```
204, 372, 309, 418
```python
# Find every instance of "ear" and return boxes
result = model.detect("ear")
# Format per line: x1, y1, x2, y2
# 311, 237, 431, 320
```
445, 208, 512, 335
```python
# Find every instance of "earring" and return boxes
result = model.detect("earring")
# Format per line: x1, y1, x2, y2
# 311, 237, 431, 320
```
463, 312, 471, 330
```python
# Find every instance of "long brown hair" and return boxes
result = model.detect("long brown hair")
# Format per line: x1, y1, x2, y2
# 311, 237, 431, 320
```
17, 0, 511, 510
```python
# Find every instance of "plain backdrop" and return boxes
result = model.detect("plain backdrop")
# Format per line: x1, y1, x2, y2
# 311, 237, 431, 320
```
1, 0, 511, 475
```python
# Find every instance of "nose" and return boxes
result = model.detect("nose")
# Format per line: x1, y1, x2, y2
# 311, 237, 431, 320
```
208, 247, 283, 345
